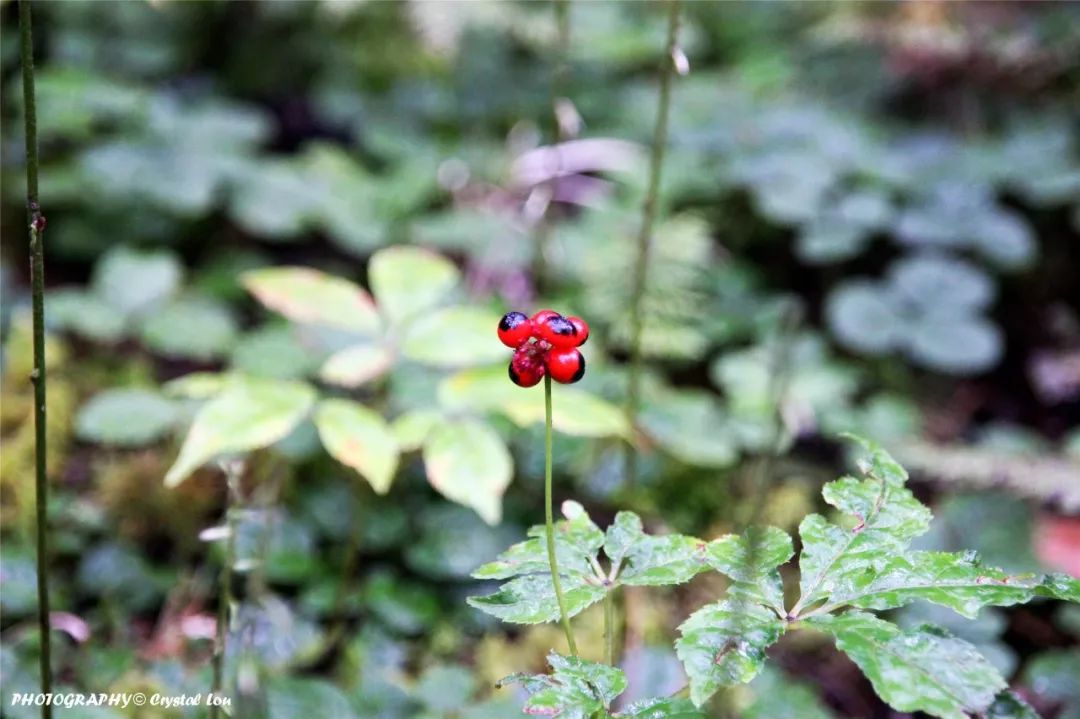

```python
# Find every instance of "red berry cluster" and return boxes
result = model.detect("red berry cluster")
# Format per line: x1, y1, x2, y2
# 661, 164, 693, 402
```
498, 310, 589, 387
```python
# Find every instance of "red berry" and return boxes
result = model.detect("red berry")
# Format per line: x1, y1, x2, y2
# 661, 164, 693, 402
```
530, 309, 560, 325
508, 361, 544, 387
566, 316, 589, 346
546, 348, 585, 384
498, 311, 532, 347
537, 315, 578, 348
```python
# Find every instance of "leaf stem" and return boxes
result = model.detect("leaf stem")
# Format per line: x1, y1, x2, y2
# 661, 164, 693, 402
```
210, 466, 241, 719
545, 374, 577, 655
624, 0, 682, 485
603, 590, 615, 666
20, 2, 52, 715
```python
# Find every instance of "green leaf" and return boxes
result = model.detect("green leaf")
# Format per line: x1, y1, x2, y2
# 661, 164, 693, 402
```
604, 512, 709, 586
1036, 573, 1080, 603
471, 503, 708, 625
706, 527, 793, 614
413, 665, 476, 714
985, 691, 1040, 719
469, 502, 605, 623
91, 246, 183, 316
138, 295, 238, 360
242, 267, 380, 336
423, 420, 511, 525
391, 409, 443, 452
76, 388, 179, 447
266, 677, 357, 719
467, 573, 606, 625
500, 653, 627, 719
402, 306, 507, 367
639, 390, 738, 467
500, 385, 631, 439
808, 612, 1005, 719
675, 600, 785, 707
314, 399, 399, 494
230, 325, 320, 380
319, 343, 395, 388
743, 666, 836, 719
618, 697, 706, 719
164, 377, 316, 486
368, 246, 459, 326
834, 551, 1044, 618
162, 372, 231, 399
47, 289, 128, 343
797, 439, 931, 609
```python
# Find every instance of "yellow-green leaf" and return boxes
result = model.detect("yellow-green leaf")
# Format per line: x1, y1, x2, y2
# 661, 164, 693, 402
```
164, 377, 316, 487
242, 266, 380, 335
422, 420, 511, 524
402, 306, 506, 368
369, 245, 459, 326
314, 398, 399, 494
319, 343, 394, 387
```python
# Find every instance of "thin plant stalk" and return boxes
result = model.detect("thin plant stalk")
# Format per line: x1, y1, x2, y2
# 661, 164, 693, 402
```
624, 0, 682, 485
19, 2, 52, 714
603, 591, 615, 665
326, 482, 365, 650
544, 374, 578, 655
531, 0, 573, 294
210, 466, 241, 719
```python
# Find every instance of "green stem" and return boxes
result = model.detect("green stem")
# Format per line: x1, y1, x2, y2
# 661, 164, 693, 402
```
544, 374, 577, 656
532, 0, 572, 295
327, 482, 365, 647
19, 3, 52, 715
210, 467, 240, 719
603, 590, 615, 665
624, 0, 682, 485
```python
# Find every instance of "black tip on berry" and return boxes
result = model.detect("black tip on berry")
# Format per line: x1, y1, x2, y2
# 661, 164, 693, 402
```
508, 363, 522, 386
570, 352, 585, 382
500, 311, 529, 332
546, 315, 576, 337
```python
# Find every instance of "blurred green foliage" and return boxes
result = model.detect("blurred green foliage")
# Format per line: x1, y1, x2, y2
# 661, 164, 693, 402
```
2, 1, 1079, 717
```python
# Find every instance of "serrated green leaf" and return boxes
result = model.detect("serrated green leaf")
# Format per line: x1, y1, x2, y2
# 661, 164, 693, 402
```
402, 306, 507, 367
797, 456, 931, 609
808, 612, 1005, 719
423, 420, 511, 525
368, 246, 459, 326
1036, 573, 1080, 603
467, 573, 606, 624
319, 343, 395, 388
500, 653, 626, 719
602, 512, 708, 587
242, 267, 380, 336
834, 551, 1043, 618
618, 697, 706, 719
706, 527, 793, 614
314, 399, 399, 494
470, 503, 604, 623
985, 691, 1040, 719
164, 377, 316, 487
676, 600, 785, 707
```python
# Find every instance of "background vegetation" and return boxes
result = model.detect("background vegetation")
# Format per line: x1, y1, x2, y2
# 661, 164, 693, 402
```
1, 1, 1078, 717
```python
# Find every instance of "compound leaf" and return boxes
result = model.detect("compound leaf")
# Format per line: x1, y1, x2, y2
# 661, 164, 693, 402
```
808, 612, 1005, 719
675, 600, 785, 707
